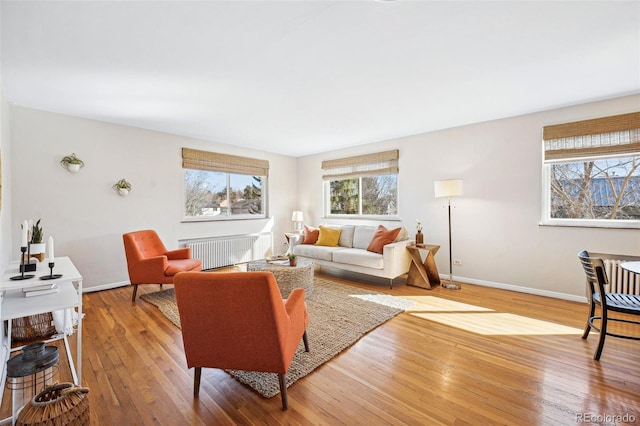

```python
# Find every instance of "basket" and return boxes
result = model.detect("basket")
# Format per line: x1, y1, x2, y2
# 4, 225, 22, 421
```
16, 382, 90, 426
11, 313, 56, 342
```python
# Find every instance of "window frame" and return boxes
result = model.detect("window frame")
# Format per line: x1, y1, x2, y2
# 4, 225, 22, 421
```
540, 118, 640, 229
540, 112, 640, 229
540, 158, 640, 229
181, 148, 268, 222
323, 179, 401, 220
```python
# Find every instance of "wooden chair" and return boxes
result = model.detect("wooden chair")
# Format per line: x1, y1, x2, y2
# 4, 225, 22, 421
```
123, 230, 202, 302
173, 271, 309, 410
578, 250, 640, 360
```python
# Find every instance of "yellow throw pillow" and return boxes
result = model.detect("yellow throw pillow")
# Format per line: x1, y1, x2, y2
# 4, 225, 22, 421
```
315, 225, 342, 247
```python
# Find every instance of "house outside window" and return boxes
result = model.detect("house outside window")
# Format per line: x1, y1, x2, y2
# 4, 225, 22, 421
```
182, 148, 268, 220
323, 150, 399, 218
541, 112, 640, 228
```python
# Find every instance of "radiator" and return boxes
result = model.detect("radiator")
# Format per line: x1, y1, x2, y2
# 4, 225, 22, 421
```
603, 258, 640, 295
182, 233, 272, 270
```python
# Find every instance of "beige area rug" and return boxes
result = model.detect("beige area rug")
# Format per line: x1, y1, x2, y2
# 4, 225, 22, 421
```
141, 277, 415, 398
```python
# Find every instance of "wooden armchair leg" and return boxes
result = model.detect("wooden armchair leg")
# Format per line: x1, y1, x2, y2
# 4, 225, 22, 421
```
194, 367, 202, 397
278, 373, 288, 410
131, 285, 138, 303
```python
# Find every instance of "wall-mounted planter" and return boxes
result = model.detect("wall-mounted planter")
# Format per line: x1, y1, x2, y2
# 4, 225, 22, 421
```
113, 178, 132, 196
60, 153, 84, 173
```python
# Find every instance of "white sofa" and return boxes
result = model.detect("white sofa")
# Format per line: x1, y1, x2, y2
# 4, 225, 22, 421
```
291, 224, 412, 288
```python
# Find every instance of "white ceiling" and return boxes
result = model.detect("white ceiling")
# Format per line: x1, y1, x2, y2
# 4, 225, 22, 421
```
1, 1, 639, 157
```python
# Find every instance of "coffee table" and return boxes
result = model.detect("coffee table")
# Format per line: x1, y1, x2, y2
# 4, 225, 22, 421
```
247, 258, 314, 297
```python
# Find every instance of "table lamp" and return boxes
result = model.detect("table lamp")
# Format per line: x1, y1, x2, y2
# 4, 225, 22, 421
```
291, 211, 304, 233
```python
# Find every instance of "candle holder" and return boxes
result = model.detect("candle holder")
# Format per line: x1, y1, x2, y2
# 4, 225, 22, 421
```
11, 247, 35, 280
19, 243, 37, 273
40, 262, 62, 280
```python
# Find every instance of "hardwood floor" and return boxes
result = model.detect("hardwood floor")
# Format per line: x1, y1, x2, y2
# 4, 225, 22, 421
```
3, 268, 639, 425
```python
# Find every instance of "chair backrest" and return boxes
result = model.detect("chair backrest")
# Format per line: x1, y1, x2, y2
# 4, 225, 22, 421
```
173, 271, 292, 373
123, 230, 168, 262
578, 250, 609, 296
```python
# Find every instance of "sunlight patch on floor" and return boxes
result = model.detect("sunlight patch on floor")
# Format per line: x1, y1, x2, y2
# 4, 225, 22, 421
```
403, 295, 494, 313
412, 312, 583, 335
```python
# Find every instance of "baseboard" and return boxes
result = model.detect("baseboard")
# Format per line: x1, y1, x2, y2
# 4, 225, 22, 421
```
82, 281, 129, 293
446, 274, 588, 303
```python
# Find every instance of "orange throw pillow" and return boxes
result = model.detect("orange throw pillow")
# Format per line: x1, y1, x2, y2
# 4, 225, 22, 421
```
303, 225, 319, 244
366, 225, 401, 254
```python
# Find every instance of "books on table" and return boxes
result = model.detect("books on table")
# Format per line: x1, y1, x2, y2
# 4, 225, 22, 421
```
23, 283, 58, 297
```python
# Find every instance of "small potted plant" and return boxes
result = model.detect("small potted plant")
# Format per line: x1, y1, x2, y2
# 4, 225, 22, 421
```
60, 153, 84, 173
29, 219, 46, 261
288, 252, 297, 267
113, 178, 132, 196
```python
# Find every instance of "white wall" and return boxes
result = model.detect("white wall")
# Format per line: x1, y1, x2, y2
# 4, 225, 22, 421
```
297, 94, 640, 301
0, 86, 11, 275
9, 106, 299, 290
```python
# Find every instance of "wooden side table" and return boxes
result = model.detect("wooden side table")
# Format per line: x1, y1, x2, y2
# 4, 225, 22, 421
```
406, 244, 441, 289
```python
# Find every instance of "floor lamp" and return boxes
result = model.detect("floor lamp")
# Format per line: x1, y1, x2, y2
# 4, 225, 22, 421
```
434, 179, 464, 290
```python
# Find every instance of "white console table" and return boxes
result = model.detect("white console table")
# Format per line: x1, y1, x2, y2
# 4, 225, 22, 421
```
0, 257, 83, 424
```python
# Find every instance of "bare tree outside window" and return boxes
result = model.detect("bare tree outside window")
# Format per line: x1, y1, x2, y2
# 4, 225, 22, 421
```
184, 170, 222, 217
550, 156, 640, 220
362, 175, 397, 215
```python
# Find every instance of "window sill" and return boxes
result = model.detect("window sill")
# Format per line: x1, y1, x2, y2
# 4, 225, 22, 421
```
182, 216, 268, 223
539, 219, 640, 230
323, 215, 402, 222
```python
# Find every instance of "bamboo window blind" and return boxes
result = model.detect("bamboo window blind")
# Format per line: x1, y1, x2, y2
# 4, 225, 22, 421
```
182, 148, 269, 176
321, 149, 399, 180
543, 112, 640, 162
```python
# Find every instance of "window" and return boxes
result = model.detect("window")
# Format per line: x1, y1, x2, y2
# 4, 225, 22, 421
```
182, 148, 268, 220
323, 150, 399, 217
542, 112, 640, 228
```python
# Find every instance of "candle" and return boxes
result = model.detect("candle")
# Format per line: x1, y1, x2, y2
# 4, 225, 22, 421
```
48, 236, 55, 262
20, 221, 28, 247
27, 219, 33, 243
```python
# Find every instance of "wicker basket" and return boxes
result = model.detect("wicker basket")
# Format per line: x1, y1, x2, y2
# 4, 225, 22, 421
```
11, 313, 56, 342
16, 382, 90, 426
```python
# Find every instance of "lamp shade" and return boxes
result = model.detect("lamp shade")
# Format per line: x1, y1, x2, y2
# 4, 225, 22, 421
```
434, 179, 464, 198
291, 211, 304, 222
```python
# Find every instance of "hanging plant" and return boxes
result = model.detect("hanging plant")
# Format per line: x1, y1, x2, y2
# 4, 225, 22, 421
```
60, 153, 85, 172
113, 178, 132, 196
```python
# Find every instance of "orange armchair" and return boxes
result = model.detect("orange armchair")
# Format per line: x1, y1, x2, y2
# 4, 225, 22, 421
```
123, 230, 202, 302
173, 271, 310, 410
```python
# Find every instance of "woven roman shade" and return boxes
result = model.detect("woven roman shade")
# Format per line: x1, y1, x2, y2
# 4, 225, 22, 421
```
182, 148, 269, 176
322, 149, 399, 180
543, 112, 640, 162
